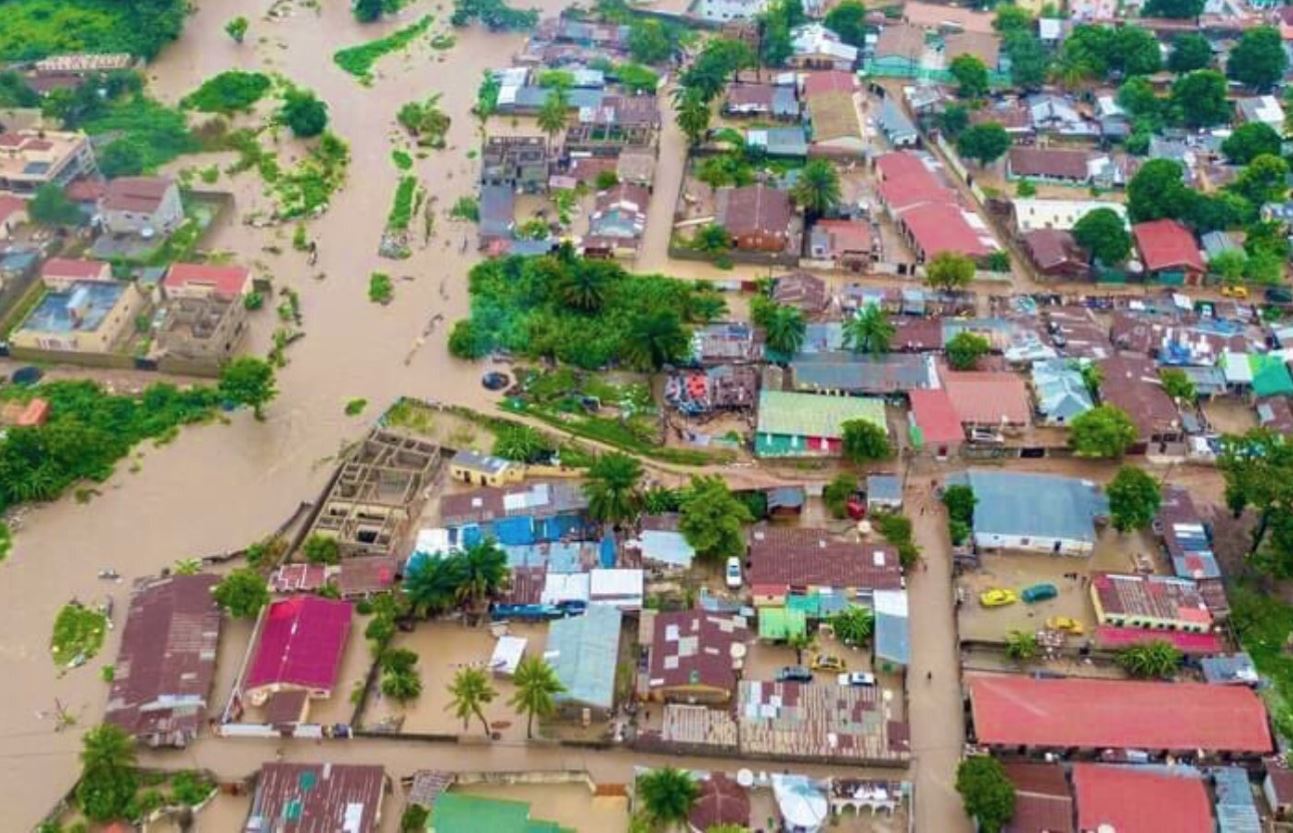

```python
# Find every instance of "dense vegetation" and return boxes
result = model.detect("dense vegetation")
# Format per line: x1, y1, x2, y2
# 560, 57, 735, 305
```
334, 16, 434, 82
451, 0, 539, 30
448, 251, 726, 370
181, 71, 272, 115
0, 380, 220, 513
0, 0, 186, 61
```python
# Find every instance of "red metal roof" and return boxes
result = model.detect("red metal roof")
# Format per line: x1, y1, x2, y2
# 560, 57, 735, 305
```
163, 262, 252, 300
1093, 625, 1224, 655
1074, 764, 1212, 833
41, 257, 109, 281
801, 70, 857, 97
245, 597, 353, 695
968, 674, 1272, 753
0, 194, 25, 224
1133, 219, 1205, 274
875, 152, 957, 211
908, 388, 964, 445
899, 202, 995, 259
940, 370, 1032, 425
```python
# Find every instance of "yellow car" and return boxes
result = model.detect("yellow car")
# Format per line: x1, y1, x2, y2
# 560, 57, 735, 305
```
1221, 285, 1250, 300
979, 588, 1019, 608
1046, 616, 1085, 635
810, 654, 847, 672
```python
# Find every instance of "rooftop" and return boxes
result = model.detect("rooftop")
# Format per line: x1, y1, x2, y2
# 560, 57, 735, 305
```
747, 525, 903, 592
939, 369, 1032, 425
949, 469, 1107, 545
244, 596, 353, 695
163, 262, 251, 300
756, 390, 886, 439
102, 176, 173, 214
451, 449, 515, 477
717, 184, 793, 236
907, 387, 964, 447
548, 604, 621, 709
791, 352, 937, 394
1099, 353, 1180, 438
1133, 219, 1205, 273
739, 680, 909, 761
1074, 764, 1212, 833
1002, 763, 1074, 833
647, 610, 749, 693
1091, 572, 1212, 626
430, 792, 570, 833
21, 280, 125, 334
245, 763, 385, 833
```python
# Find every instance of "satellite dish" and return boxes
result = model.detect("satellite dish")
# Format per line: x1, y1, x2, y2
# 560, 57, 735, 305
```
730, 643, 747, 659
736, 769, 755, 788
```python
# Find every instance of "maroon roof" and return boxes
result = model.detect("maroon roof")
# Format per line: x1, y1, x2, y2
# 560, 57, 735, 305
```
1259, 395, 1293, 433
1109, 312, 1250, 359
718, 184, 793, 236
1008, 147, 1092, 180
105, 574, 221, 744
1022, 229, 1086, 272
1099, 353, 1179, 438
801, 70, 857, 96
247, 763, 385, 833
899, 201, 995, 259
102, 176, 173, 213
727, 83, 775, 108
438, 480, 587, 526
689, 773, 750, 831
647, 610, 748, 694
747, 525, 903, 591
1133, 219, 1205, 274
245, 596, 353, 695
892, 316, 944, 351
1074, 764, 1212, 833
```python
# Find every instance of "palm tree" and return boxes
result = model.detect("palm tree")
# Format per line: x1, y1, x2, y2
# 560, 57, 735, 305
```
792, 158, 842, 220
786, 629, 817, 664
583, 452, 644, 527
447, 667, 498, 737
173, 558, 202, 576
636, 768, 700, 829
1004, 630, 1039, 662
537, 87, 569, 142
762, 303, 806, 356
558, 265, 609, 311
624, 310, 689, 370
404, 553, 466, 617
80, 724, 136, 773
675, 89, 711, 148
843, 305, 894, 354
455, 540, 508, 612
508, 656, 566, 738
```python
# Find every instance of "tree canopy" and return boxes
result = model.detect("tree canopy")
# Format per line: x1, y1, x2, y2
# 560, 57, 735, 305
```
843, 305, 894, 354
925, 251, 976, 292
1171, 70, 1229, 128
950, 54, 990, 99
628, 19, 673, 64
1072, 207, 1131, 264
1069, 404, 1138, 458
1222, 121, 1283, 165
583, 452, 644, 526
1117, 640, 1182, 678
1167, 32, 1211, 73
1228, 26, 1287, 92
637, 768, 700, 829
1143, 0, 1203, 18
1106, 465, 1162, 532
945, 330, 991, 371
842, 419, 892, 462
1219, 429, 1293, 574
823, 0, 868, 46
792, 158, 842, 219
752, 296, 807, 356
279, 88, 328, 137
212, 568, 270, 619
219, 357, 278, 420
679, 475, 753, 562
1126, 158, 1191, 223
957, 121, 1011, 165
956, 757, 1016, 833
28, 183, 82, 226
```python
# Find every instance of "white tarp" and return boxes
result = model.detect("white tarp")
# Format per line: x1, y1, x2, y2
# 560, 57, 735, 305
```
490, 635, 527, 677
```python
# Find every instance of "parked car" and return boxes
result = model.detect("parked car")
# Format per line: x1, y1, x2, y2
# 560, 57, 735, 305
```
837, 672, 877, 687
1266, 286, 1293, 305
724, 557, 742, 589
979, 588, 1018, 607
1021, 583, 1058, 604
810, 654, 846, 672
1221, 285, 1249, 300
1046, 616, 1084, 635
776, 665, 813, 683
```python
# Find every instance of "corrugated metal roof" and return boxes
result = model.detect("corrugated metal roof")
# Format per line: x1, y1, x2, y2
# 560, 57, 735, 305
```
757, 390, 886, 439
548, 605, 621, 709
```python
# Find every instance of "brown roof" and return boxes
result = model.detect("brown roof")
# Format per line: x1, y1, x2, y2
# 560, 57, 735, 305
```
772, 271, 829, 314
264, 689, 309, 725
892, 316, 944, 351
647, 610, 749, 693
940, 369, 1032, 424
727, 83, 775, 108
689, 773, 751, 831
438, 480, 588, 526
605, 94, 660, 127
247, 763, 385, 833
102, 176, 173, 213
105, 574, 221, 744
1099, 354, 1179, 438
1022, 229, 1086, 271
747, 525, 903, 591
873, 23, 926, 59
718, 184, 793, 237
1267, 761, 1293, 805
1259, 395, 1293, 433
944, 31, 1000, 67
1008, 147, 1092, 180
1003, 763, 1074, 833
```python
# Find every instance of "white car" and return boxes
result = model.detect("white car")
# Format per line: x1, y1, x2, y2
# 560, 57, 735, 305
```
725, 557, 742, 589
838, 672, 877, 687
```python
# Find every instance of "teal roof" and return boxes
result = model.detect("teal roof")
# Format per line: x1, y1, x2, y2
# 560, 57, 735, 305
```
756, 391, 886, 441
759, 607, 808, 640
1250, 354, 1293, 398
547, 605, 621, 710
429, 793, 570, 833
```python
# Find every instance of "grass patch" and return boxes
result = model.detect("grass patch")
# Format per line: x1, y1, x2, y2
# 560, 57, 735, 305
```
345, 398, 368, 416
273, 131, 350, 219
1231, 583, 1293, 739
180, 71, 272, 114
82, 94, 199, 173
392, 149, 413, 170
449, 195, 478, 221
333, 15, 433, 82
0, 281, 47, 340
369, 272, 394, 304
387, 176, 419, 230
50, 602, 108, 667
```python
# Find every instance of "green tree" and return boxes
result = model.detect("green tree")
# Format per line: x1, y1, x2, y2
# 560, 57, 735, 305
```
844, 305, 894, 354
824, 0, 868, 46
380, 648, 423, 702
1167, 32, 1211, 73
493, 425, 548, 462
537, 87, 569, 141
950, 54, 990, 99
447, 666, 497, 736
1219, 429, 1293, 559
678, 475, 753, 562
225, 16, 249, 43
945, 330, 991, 370
957, 122, 1011, 165
1069, 404, 1138, 458
0, 71, 38, 108
1117, 76, 1162, 125
302, 533, 340, 565
99, 141, 146, 178
993, 4, 1033, 32
1231, 154, 1289, 207
28, 183, 82, 226
628, 19, 672, 64
925, 251, 976, 292
1245, 249, 1285, 285
676, 89, 711, 147
76, 724, 138, 823
1072, 207, 1131, 264
508, 655, 566, 738
455, 540, 508, 611
354, 0, 384, 22
1222, 122, 1282, 165
636, 768, 700, 829
556, 262, 610, 311
404, 553, 467, 617
841, 418, 892, 462
1004, 31, 1048, 91
584, 452, 644, 527
938, 103, 970, 137
693, 223, 731, 253
942, 483, 977, 527
1228, 26, 1287, 92
759, 16, 793, 67
212, 568, 270, 619
279, 89, 328, 137
830, 606, 874, 646
219, 357, 277, 420
1126, 158, 1190, 223
624, 310, 689, 370
1159, 368, 1196, 403
1144, 0, 1202, 18
1106, 465, 1162, 532
1209, 249, 1248, 285
1116, 640, 1181, 678
792, 159, 842, 219
754, 298, 807, 356
1171, 70, 1229, 128
1004, 629, 1039, 662
956, 756, 1016, 833
822, 474, 858, 519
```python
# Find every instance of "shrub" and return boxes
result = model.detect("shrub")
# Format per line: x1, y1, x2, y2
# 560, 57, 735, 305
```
449, 196, 479, 221
369, 272, 394, 304
181, 71, 271, 114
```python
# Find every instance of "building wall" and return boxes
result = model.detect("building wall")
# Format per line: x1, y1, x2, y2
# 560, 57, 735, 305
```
449, 462, 524, 487
103, 185, 184, 236
732, 228, 788, 252
971, 531, 1094, 556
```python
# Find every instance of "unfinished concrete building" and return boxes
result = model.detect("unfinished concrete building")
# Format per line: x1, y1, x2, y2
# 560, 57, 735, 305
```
308, 429, 442, 558
153, 295, 247, 374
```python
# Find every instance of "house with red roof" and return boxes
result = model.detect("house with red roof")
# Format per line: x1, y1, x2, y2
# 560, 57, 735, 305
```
716, 184, 795, 253
1002, 763, 1073, 833
243, 596, 353, 707
162, 262, 253, 302
807, 218, 875, 272
102, 176, 183, 237
1133, 219, 1206, 286
907, 388, 964, 459
940, 368, 1032, 428
40, 257, 111, 291
873, 152, 999, 264
1074, 764, 1212, 833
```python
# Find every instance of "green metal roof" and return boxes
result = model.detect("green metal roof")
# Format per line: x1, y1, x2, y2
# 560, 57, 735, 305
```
756, 390, 886, 440
429, 793, 572, 833
758, 607, 807, 640
1250, 353, 1293, 398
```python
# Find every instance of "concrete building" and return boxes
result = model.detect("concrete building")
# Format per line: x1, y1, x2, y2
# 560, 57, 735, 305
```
448, 449, 524, 487
245, 763, 385, 833
101, 176, 183, 236
153, 293, 248, 371
948, 469, 1107, 555
1090, 572, 1214, 632
11, 279, 147, 354
0, 130, 96, 196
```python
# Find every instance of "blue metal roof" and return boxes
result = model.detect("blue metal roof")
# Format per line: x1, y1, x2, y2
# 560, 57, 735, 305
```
1212, 766, 1261, 833
549, 605, 621, 709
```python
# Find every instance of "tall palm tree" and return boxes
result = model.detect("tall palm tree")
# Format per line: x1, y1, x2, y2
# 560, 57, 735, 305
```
404, 553, 466, 617
583, 452, 644, 527
624, 310, 689, 370
843, 305, 894, 354
636, 768, 700, 829
508, 656, 566, 738
80, 724, 136, 773
792, 158, 842, 220
558, 265, 609, 311
762, 303, 806, 356
537, 88, 569, 142
447, 667, 497, 737
675, 89, 711, 148
455, 540, 508, 611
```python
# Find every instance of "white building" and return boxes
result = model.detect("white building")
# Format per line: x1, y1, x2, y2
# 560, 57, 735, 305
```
1012, 198, 1128, 233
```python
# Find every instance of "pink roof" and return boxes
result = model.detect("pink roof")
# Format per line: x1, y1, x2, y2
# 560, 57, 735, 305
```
814, 219, 872, 253
940, 370, 1031, 424
163, 262, 252, 299
900, 202, 994, 258
874, 152, 959, 212
968, 674, 1273, 753
245, 596, 353, 694
908, 388, 964, 445
1074, 764, 1212, 833
1093, 625, 1224, 655
1133, 219, 1205, 273
0, 194, 25, 224
801, 70, 857, 97
41, 257, 109, 281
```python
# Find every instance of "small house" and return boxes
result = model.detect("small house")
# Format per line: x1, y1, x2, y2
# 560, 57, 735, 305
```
1132, 219, 1205, 286
643, 609, 749, 703
789, 23, 858, 71
948, 469, 1107, 555
548, 604, 621, 714
866, 474, 902, 511
448, 449, 524, 487
755, 390, 888, 457
716, 184, 793, 252
101, 176, 183, 237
